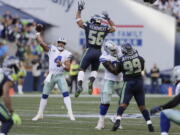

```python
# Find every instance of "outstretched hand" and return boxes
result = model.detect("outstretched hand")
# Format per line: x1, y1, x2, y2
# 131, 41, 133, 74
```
150, 106, 162, 115
78, 1, 85, 11
102, 11, 110, 21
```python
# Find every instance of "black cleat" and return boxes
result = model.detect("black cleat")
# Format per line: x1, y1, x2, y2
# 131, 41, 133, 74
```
75, 81, 83, 98
148, 124, 155, 132
111, 119, 120, 131
88, 80, 93, 95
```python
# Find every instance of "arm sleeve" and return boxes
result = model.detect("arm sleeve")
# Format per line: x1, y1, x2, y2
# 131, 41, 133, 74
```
102, 61, 121, 75
161, 93, 180, 109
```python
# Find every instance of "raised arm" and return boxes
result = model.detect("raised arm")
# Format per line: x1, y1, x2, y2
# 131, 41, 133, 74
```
35, 24, 49, 52
76, 1, 85, 29
102, 11, 116, 33
150, 93, 180, 115
102, 61, 121, 75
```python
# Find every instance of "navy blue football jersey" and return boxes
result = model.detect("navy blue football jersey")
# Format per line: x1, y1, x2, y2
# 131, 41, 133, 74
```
118, 53, 145, 81
83, 22, 110, 49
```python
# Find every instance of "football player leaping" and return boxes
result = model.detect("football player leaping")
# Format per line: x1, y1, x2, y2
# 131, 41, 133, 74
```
95, 41, 124, 130
32, 24, 75, 121
75, 1, 116, 97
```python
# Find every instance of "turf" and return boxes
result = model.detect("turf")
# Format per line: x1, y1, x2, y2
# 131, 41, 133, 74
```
8, 95, 180, 135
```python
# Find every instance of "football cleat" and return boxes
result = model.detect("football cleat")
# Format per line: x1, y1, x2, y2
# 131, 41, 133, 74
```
75, 81, 83, 97
32, 114, 43, 121
148, 124, 155, 132
109, 116, 123, 129
95, 119, 104, 130
88, 80, 93, 95
112, 119, 120, 131
68, 111, 75, 121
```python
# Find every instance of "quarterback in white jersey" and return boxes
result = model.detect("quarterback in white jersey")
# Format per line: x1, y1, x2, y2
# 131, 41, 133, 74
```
95, 41, 123, 130
32, 29, 75, 121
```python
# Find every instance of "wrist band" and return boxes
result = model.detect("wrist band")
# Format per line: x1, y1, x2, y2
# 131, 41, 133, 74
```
76, 18, 82, 22
62, 63, 66, 69
36, 32, 40, 36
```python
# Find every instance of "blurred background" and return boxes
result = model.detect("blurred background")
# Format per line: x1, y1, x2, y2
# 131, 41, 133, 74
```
0, 0, 179, 95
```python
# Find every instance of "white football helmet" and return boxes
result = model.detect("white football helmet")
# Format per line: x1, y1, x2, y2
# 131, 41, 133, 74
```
57, 37, 66, 51
172, 66, 180, 83
104, 40, 118, 57
57, 37, 66, 44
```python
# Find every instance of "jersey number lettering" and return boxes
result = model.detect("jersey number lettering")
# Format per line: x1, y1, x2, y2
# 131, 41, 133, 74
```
88, 30, 105, 46
54, 56, 62, 67
123, 58, 142, 75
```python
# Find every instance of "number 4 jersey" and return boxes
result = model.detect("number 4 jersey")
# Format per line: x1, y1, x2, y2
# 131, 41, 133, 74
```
118, 52, 145, 81
48, 45, 72, 74
83, 22, 111, 49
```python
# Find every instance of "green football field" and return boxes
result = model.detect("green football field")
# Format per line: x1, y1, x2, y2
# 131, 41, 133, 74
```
8, 94, 180, 135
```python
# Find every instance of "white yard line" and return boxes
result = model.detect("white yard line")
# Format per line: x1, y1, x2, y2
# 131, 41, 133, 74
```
12, 94, 171, 98
20, 113, 159, 119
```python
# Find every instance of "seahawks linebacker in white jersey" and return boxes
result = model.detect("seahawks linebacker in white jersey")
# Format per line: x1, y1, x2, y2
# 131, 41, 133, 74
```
95, 41, 123, 130
32, 32, 75, 121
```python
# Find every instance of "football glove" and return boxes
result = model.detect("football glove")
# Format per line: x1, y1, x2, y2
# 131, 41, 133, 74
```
12, 113, 22, 125
150, 106, 162, 115
78, 1, 85, 11
36, 24, 43, 32
102, 11, 110, 21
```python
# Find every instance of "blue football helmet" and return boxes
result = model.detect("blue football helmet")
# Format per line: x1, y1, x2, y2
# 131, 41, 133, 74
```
121, 43, 136, 55
90, 14, 102, 25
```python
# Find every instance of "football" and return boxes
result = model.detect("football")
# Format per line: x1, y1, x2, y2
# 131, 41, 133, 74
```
35, 24, 43, 32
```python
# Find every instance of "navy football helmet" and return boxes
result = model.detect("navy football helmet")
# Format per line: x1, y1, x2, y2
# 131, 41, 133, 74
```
90, 14, 102, 25
121, 43, 135, 55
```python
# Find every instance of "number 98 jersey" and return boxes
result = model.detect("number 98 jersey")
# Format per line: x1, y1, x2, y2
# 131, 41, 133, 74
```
118, 53, 145, 81
83, 22, 111, 49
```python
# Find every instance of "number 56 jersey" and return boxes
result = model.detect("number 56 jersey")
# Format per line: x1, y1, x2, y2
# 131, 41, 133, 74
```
118, 53, 145, 81
83, 22, 111, 49
48, 45, 72, 74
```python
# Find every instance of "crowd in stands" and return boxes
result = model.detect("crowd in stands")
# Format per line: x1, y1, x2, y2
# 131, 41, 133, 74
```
153, 0, 180, 20
0, 11, 48, 71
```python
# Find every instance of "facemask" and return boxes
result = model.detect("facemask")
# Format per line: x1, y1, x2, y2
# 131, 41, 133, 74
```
57, 47, 64, 51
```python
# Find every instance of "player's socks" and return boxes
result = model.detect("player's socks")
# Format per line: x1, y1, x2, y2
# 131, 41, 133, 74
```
18, 85, 23, 95
63, 92, 75, 120
77, 71, 84, 82
100, 104, 109, 116
1, 119, 13, 134
160, 112, 170, 134
95, 104, 109, 130
32, 94, 48, 121
142, 109, 150, 121
141, 109, 154, 132
161, 132, 168, 135
117, 106, 126, 116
